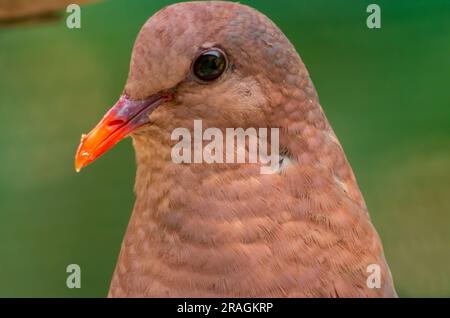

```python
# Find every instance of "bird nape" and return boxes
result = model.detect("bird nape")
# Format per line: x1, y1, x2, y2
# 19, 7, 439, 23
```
75, 1, 396, 297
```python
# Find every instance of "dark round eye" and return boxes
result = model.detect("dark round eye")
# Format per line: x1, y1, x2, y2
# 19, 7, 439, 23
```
192, 49, 227, 82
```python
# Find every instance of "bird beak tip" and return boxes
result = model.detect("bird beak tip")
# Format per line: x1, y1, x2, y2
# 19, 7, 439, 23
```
74, 150, 85, 173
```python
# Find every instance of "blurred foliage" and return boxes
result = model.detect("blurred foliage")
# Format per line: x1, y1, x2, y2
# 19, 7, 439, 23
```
0, 0, 449, 297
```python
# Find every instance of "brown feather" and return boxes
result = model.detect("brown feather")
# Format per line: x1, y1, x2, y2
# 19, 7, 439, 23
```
106, 1, 396, 297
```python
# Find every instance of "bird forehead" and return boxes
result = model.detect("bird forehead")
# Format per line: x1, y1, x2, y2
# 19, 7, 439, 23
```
136, 1, 278, 52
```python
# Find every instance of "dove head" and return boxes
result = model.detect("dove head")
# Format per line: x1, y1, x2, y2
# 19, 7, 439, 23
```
75, 1, 316, 171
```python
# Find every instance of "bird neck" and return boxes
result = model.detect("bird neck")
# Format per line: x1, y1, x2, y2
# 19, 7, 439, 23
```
109, 77, 380, 296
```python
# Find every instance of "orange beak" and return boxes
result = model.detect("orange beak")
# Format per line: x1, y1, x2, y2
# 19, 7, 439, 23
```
75, 93, 172, 172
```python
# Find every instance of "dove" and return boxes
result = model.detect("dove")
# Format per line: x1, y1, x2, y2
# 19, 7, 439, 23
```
75, 1, 396, 297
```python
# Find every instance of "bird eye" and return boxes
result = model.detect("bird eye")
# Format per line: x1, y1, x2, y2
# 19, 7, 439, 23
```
192, 49, 227, 82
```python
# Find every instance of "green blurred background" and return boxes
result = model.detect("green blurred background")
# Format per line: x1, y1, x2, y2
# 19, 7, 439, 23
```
0, 0, 449, 297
